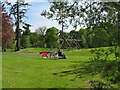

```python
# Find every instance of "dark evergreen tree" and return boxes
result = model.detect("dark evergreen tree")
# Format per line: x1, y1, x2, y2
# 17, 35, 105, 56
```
6, 0, 30, 51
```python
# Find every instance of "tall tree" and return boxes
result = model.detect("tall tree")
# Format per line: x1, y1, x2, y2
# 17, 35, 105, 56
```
41, 1, 120, 48
1, 4, 14, 52
6, 0, 30, 51
41, 1, 78, 37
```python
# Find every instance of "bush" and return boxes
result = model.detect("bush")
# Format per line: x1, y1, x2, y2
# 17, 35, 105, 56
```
89, 47, 120, 88
90, 47, 115, 61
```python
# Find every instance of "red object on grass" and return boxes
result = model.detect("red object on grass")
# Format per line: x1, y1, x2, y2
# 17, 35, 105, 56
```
41, 52, 47, 56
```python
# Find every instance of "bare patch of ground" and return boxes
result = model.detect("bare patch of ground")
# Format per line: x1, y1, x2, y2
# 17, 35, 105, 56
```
19, 52, 39, 54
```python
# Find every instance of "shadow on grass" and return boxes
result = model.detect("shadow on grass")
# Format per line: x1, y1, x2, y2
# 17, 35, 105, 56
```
53, 59, 120, 88
53, 60, 106, 76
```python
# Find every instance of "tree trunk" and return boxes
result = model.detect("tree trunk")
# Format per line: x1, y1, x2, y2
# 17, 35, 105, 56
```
42, 36, 45, 48
2, 47, 6, 52
15, 1, 20, 51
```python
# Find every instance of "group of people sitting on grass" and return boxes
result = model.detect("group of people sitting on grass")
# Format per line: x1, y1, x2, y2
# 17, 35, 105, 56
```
40, 49, 66, 59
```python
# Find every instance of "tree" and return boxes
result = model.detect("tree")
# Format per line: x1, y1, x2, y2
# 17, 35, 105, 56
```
46, 27, 59, 48
21, 35, 30, 48
1, 4, 14, 52
41, 1, 78, 37
35, 26, 47, 48
41, 1, 120, 48
98, 22, 117, 46
22, 23, 31, 36
41, 1, 83, 49
76, 1, 119, 47
109, 2, 120, 46
20, 23, 31, 48
90, 28, 109, 47
6, 0, 30, 51
30, 32, 41, 47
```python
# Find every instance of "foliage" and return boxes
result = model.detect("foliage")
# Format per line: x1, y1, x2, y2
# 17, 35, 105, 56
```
89, 47, 120, 88
8, 39, 16, 49
41, 1, 118, 29
21, 35, 30, 48
98, 22, 117, 46
1, 4, 14, 52
6, 0, 31, 51
90, 28, 109, 47
41, 1, 120, 48
68, 26, 116, 48
90, 47, 115, 61
46, 27, 59, 48
22, 23, 31, 36
41, 2, 70, 29
29, 32, 41, 47
35, 26, 47, 48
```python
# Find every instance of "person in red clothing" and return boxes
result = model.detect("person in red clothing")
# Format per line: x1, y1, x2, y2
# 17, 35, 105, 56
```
40, 52, 48, 58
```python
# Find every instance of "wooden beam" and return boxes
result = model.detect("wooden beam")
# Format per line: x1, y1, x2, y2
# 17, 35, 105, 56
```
59, 39, 82, 42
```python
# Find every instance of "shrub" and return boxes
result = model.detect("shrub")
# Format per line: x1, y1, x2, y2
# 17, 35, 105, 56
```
89, 47, 120, 88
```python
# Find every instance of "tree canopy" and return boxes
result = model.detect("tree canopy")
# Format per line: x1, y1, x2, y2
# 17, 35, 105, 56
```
1, 4, 14, 52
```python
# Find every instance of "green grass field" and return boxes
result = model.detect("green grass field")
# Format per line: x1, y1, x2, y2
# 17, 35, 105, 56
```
2, 48, 118, 88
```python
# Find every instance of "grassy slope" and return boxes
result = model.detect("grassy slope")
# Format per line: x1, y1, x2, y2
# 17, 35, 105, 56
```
2, 48, 116, 88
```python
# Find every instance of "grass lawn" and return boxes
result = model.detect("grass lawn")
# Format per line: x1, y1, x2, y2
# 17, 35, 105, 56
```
2, 48, 118, 88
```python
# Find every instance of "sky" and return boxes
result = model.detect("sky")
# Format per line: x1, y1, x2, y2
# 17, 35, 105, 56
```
4, 0, 119, 32
3, 0, 75, 32
24, 2, 63, 32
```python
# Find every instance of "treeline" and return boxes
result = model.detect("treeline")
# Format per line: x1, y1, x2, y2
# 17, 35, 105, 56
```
18, 26, 59, 49
9, 21, 118, 49
2, 21, 119, 50
70, 22, 119, 48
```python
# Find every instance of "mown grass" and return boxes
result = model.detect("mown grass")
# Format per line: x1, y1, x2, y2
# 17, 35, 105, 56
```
2, 48, 118, 88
